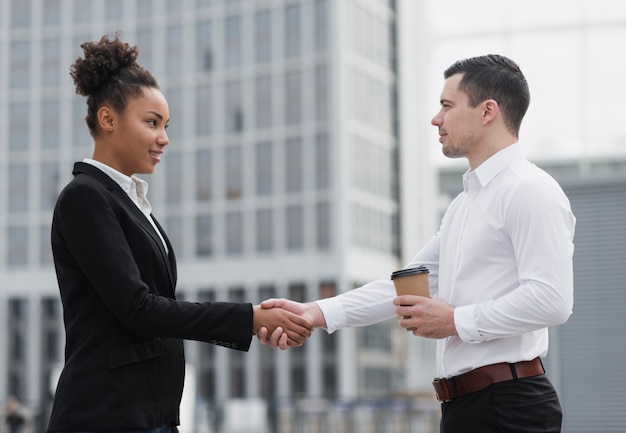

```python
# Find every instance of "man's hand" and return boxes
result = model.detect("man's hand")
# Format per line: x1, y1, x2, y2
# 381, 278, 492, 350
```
256, 299, 326, 349
252, 305, 312, 347
393, 296, 458, 339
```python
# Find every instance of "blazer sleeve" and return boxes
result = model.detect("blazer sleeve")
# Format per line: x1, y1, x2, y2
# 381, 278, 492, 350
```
52, 175, 253, 350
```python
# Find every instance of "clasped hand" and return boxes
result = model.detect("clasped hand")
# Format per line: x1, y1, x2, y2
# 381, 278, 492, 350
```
393, 295, 457, 339
255, 299, 325, 350
253, 303, 314, 347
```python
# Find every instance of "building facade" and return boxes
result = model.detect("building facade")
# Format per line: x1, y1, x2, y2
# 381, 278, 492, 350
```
0, 0, 437, 430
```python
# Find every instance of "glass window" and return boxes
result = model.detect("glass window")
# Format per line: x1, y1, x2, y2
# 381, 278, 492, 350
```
196, 0, 212, 9
11, 0, 31, 28
256, 209, 273, 252
136, 0, 154, 17
225, 81, 243, 132
315, 65, 328, 121
43, 0, 62, 26
106, 0, 124, 20
225, 146, 243, 199
586, 28, 626, 156
42, 100, 60, 149
255, 10, 271, 63
195, 214, 213, 257
166, 0, 182, 13
165, 152, 182, 204
288, 282, 307, 395
136, 28, 154, 72
167, 25, 183, 77
42, 38, 61, 87
285, 70, 301, 125
225, 15, 242, 67
228, 286, 246, 396
71, 33, 88, 64
195, 20, 213, 72
316, 202, 330, 249
255, 75, 272, 128
286, 205, 303, 250
195, 85, 212, 136
9, 164, 29, 213
258, 283, 277, 398
7, 226, 29, 266
10, 40, 30, 89
73, 0, 92, 24
73, 97, 91, 147
195, 149, 213, 201
40, 162, 59, 211
255, 141, 272, 195
285, 4, 301, 58
315, 133, 329, 189
165, 216, 183, 257
9, 329, 25, 361
9, 102, 29, 150
225, 211, 243, 255
43, 327, 59, 361
39, 225, 53, 266
314, 0, 328, 51
285, 138, 302, 193
165, 88, 181, 140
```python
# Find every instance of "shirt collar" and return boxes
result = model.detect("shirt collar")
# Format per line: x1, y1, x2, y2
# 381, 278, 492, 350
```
83, 158, 133, 194
82, 158, 149, 197
464, 143, 524, 189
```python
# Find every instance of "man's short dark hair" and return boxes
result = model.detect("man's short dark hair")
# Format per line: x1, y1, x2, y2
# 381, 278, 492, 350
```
444, 54, 530, 137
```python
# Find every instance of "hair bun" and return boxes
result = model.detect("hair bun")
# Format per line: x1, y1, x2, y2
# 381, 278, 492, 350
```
70, 33, 139, 97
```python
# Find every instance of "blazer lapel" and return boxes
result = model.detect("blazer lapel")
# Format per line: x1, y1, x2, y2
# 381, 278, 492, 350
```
152, 215, 177, 288
73, 162, 177, 294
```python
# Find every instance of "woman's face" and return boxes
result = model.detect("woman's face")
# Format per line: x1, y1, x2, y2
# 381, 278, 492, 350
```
109, 87, 170, 176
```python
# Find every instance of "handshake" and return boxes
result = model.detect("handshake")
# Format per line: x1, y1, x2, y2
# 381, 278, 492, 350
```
253, 294, 457, 348
252, 299, 325, 350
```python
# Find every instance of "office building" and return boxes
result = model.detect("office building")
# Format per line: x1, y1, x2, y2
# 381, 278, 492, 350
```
0, 1, 437, 430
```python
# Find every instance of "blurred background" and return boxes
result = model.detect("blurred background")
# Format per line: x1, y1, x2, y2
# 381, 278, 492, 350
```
0, 1, 625, 432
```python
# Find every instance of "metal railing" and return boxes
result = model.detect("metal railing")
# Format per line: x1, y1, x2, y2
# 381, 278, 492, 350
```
270, 397, 441, 433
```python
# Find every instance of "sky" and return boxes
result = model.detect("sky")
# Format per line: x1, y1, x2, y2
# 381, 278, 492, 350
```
423, 0, 626, 165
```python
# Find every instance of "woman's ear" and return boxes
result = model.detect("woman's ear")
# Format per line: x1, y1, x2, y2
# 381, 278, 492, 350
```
97, 106, 115, 132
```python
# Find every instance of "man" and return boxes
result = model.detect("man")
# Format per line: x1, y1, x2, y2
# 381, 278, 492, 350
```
260, 54, 575, 432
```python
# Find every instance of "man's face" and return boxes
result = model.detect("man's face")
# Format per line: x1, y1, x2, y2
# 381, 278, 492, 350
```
431, 73, 484, 160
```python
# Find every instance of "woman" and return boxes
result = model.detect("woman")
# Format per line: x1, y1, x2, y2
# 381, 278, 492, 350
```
46, 34, 311, 433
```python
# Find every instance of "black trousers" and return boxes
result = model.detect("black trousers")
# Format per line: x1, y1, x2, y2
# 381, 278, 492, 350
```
440, 375, 562, 433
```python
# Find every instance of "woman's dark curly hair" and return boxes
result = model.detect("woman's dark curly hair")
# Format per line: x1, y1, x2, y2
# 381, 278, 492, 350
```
70, 33, 159, 137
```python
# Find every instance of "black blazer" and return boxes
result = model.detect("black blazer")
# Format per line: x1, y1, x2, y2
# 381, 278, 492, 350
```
47, 162, 253, 432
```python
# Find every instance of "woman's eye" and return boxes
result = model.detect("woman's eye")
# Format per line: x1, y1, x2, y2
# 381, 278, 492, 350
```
148, 120, 157, 126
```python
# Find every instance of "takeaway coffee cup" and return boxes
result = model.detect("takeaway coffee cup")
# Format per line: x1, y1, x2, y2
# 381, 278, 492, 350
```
391, 266, 430, 330
391, 266, 430, 298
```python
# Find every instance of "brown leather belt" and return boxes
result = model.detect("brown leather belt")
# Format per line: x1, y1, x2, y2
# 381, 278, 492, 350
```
432, 357, 544, 403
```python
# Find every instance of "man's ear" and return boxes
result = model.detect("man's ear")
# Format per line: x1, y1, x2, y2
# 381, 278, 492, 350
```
97, 106, 115, 132
482, 99, 499, 123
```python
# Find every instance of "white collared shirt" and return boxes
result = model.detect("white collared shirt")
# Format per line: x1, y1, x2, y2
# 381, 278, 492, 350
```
83, 158, 168, 253
316, 144, 575, 378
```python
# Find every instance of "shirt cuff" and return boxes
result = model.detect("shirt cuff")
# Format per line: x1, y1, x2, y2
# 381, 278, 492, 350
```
315, 297, 347, 334
454, 304, 483, 343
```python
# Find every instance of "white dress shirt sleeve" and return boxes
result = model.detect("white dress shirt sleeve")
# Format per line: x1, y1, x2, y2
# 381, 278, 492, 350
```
316, 234, 442, 333
454, 179, 575, 343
